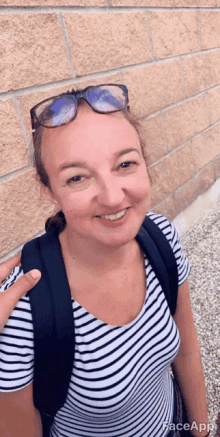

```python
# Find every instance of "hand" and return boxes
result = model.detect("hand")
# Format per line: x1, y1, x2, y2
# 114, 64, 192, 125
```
0, 251, 41, 333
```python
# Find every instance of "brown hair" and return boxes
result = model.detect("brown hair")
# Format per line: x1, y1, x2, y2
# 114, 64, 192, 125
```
32, 93, 148, 234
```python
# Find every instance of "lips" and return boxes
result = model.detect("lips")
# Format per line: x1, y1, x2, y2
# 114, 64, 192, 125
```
95, 207, 129, 220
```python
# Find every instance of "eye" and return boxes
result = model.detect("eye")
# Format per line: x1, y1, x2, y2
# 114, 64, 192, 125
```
119, 161, 138, 169
67, 175, 85, 184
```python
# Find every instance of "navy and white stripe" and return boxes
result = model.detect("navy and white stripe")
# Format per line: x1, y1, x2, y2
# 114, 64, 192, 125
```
0, 213, 190, 437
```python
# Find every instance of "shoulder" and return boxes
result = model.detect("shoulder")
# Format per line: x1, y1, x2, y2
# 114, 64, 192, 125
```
146, 212, 191, 287
146, 211, 176, 244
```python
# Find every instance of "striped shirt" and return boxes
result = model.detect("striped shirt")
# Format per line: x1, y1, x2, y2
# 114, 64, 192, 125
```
0, 213, 190, 437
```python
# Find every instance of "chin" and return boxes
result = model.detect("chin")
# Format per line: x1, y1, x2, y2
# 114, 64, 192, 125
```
100, 228, 141, 248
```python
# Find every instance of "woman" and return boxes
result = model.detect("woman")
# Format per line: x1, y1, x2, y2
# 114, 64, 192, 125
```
0, 84, 209, 437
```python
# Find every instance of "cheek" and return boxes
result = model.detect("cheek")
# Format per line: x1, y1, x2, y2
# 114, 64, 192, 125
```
130, 170, 151, 201
58, 190, 93, 219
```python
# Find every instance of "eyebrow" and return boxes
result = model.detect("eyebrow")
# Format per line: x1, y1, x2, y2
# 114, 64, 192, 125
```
58, 148, 140, 173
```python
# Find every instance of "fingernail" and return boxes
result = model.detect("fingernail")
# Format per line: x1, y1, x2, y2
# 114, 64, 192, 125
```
29, 269, 41, 280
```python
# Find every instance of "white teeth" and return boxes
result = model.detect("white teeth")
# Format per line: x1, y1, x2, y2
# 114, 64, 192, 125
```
100, 209, 126, 221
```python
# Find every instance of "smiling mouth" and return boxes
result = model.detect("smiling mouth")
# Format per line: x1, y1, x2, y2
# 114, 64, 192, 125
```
96, 208, 129, 221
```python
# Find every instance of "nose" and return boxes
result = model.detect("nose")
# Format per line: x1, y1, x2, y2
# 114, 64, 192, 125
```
96, 175, 125, 209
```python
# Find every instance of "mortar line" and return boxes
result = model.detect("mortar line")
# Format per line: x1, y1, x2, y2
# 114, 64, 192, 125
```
147, 119, 220, 168
140, 109, 162, 120
0, 165, 33, 184
212, 161, 217, 182
140, 87, 220, 121
0, 230, 45, 263
0, 7, 109, 14
0, 72, 123, 100
213, 155, 220, 181
173, 160, 220, 195
160, 111, 169, 153
152, 160, 220, 212
189, 139, 196, 176
151, 161, 219, 217
0, 244, 25, 263
106, 0, 109, 6
100, 6, 220, 11
204, 91, 211, 126
175, 187, 220, 239
57, 12, 76, 78
150, 191, 175, 211
0, 7, 220, 14
1, 46, 219, 101
179, 58, 186, 99
13, 96, 33, 163
119, 72, 124, 83
148, 139, 192, 168
145, 11, 155, 61
197, 10, 203, 51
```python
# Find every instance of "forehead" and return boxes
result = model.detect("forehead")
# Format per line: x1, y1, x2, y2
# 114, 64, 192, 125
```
41, 104, 140, 168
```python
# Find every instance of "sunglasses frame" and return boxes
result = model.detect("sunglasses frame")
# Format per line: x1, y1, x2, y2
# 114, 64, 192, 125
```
30, 83, 129, 131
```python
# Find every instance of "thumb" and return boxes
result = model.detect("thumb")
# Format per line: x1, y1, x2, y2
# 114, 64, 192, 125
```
0, 269, 41, 333
28, 269, 42, 280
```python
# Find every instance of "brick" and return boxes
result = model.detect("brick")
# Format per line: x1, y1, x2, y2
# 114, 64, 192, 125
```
123, 60, 184, 118
148, 11, 200, 60
163, 94, 209, 151
192, 124, 220, 172
150, 195, 177, 221
174, 0, 215, 6
63, 12, 152, 76
149, 142, 195, 206
17, 73, 122, 143
1, 0, 104, 4
0, 170, 55, 258
0, 13, 72, 93
200, 12, 220, 50
182, 50, 220, 98
0, 100, 29, 178
174, 165, 215, 215
213, 156, 220, 179
139, 114, 166, 165
206, 86, 220, 125
109, 0, 173, 5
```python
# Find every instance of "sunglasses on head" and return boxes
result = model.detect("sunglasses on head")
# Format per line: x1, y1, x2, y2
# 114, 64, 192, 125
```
30, 84, 129, 131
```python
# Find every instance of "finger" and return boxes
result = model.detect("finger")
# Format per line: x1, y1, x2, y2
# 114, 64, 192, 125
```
0, 269, 41, 333
0, 251, 22, 284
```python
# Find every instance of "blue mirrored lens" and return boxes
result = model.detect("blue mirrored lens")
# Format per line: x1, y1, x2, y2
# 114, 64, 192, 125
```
86, 86, 125, 112
36, 94, 76, 127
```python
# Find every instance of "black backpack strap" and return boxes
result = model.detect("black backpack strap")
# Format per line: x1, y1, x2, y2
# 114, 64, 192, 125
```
135, 215, 178, 315
21, 231, 75, 422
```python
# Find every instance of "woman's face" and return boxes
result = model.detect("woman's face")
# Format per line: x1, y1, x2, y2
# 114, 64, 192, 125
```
41, 103, 151, 248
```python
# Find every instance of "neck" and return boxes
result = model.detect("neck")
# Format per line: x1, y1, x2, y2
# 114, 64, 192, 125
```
59, 226, 140, 274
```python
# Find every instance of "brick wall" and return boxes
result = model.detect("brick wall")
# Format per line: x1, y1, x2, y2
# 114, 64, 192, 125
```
1, 1, 220, 259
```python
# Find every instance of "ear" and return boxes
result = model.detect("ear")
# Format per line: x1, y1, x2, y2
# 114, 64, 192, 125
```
40, 184, 60, 209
